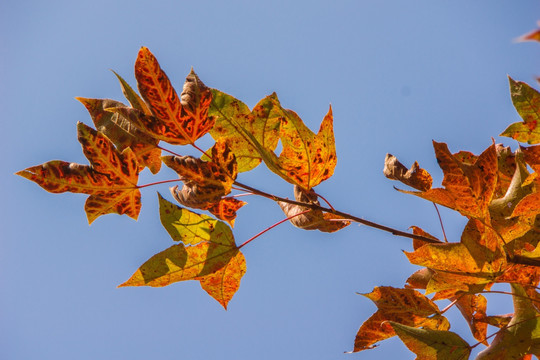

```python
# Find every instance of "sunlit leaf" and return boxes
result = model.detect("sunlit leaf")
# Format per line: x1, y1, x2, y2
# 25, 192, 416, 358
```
389, 322, 471, 360
352, 286, 448, 352
134, 47, 214, 145
121, 196, 245, 309
500, 77, 540, 144
209, 90, 283, 172
17, 122, 141, 223
400, 142, 497, 220
476, 284, 540, 359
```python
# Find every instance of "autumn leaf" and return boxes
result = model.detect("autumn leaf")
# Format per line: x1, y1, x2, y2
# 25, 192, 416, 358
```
352, 286, 449, 352
389, 322, 471, 360
163, 139, 237, 208
205, 197, 246, 227
17, 122, 141, 223
516, 22, 540, 43
500, 77, 540, 144
120, 194, 246, 309
112, 70, 152, 115
400, 142, 497, 220
476, 284, 540, 359
512, 145, 540, 218
383, 154, 432, 191
76, 97, 162, 174
455, 293, 488, 345
209, 90, 283, 172
134, 47, 214, 145
278, 185, 349, 233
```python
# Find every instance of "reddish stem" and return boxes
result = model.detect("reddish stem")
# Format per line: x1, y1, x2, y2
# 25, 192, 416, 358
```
432, 203, 448, 242
238, 209, 311, 249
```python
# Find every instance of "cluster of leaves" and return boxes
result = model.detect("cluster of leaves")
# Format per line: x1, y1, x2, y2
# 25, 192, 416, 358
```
17, 46, 346, 309
16, 22, 540, 358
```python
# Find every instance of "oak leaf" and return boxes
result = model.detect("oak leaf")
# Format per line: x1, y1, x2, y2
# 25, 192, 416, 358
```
389, 322, 471, 360
209, 90, 283, 172
16, 122, 141, 223
134, 47, 214, 145
278, 185, 350, 233
353, 286, 449, 352
500, 77, 540, 144
400, 142, 497, 220
76, 97, 161, 174
120, 194, 246, 309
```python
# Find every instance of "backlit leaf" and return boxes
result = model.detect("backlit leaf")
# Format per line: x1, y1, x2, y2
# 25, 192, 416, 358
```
121, 196, 245, 309
500, 77, 540, 144
134, 47, 214, 145
209, 90, 283, 172
389, 322, 471, 360
353, 286, 448, 352
17, 122, 141, 223
112, 70, 152, 115
400, 142, 497, 220
476, 284, 540, 359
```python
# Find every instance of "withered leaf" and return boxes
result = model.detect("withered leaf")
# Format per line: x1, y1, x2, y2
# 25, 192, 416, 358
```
76, 97, 161, 174
278, 185, 349, 233
384, 154, 432, 191
17, 122, 141, 223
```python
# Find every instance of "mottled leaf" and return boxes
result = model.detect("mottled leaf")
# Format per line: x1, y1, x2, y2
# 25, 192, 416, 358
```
353, 286, 448, 352
121, 197, 245, 309
500, 77, 540, 144
209, 90, 283, 172
134, 47, 214, 145
400, 142, 497, 220
389, 322, 471, 360
17, 122, 141, 223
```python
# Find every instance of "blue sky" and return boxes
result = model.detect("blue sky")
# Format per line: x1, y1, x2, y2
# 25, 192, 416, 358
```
2, 1, 539, 359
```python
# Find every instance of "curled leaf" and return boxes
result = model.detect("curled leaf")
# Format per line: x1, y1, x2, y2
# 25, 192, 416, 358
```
278, 185, 349, 233
384, 154, 432, 191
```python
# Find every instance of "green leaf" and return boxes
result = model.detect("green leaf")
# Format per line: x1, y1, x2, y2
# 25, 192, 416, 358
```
500, 77, 540, 144
158, 193, 234, 245
389, 322, 471, 360
209, 90, 283, 172
112, 70, 152, 115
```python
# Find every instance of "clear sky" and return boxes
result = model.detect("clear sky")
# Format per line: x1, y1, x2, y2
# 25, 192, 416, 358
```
2, 1, 539, 359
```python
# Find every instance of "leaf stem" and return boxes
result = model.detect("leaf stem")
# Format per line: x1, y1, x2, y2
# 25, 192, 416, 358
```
238, 209, 311, 249
432, 203, 448, 242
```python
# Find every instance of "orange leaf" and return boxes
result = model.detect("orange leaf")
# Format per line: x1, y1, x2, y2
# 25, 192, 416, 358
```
400, 142, 497, 220
516, 22, 540, 43
455, 294, 488, 345
205, 197, 247, 227
500, 77, 540, 144
512, 145, 540, 217
134, 47, 215, 145
17, 123, 141, 224
353, 286, 448, 352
